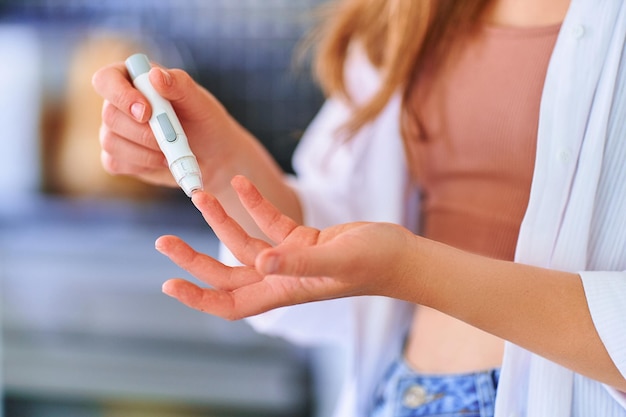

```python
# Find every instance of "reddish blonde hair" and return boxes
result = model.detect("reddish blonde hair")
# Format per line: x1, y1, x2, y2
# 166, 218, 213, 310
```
308, 0, 493, 137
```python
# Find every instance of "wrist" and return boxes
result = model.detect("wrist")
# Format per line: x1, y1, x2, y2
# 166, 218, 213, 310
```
373, 226, 430, 302
388, 233, 463, 308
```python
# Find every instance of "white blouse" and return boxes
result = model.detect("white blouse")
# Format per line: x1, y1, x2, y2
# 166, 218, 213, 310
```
234, 0, 626, 415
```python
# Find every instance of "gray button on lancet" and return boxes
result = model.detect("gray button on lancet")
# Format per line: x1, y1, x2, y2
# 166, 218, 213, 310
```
156, 112, 177, 142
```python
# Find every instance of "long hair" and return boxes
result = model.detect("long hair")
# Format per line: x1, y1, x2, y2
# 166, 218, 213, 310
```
308, 0, 493, 137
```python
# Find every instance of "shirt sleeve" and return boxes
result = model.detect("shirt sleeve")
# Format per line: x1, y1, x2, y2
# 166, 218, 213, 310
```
579, 270, 626, 403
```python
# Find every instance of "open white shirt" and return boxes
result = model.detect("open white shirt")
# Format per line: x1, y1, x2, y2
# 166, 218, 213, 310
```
231, 0, 626, 415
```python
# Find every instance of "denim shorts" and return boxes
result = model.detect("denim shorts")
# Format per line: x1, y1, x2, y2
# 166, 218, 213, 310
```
369, 358, 500, 417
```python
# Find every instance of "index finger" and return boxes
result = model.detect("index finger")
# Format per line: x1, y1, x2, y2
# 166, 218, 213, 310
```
91, 61, 152, 123
191, 190, 271, 266
230, 175, 300, 244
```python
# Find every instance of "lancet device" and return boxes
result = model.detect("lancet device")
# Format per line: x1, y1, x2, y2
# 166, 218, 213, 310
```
125, 53, 203, 197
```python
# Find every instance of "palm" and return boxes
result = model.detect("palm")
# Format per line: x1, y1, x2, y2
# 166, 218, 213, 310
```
157, 176, 408, 319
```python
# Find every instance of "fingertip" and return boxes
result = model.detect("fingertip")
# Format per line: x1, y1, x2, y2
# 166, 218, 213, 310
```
159, 68, 173, 86
230, 174, 246, 186
161, 279, 177, 297
91, 63, 118, 90
91, 69, 101, 89
93, 62, 151, 122
191, 190, 218, 211
149, 67, 173, 91
162, 278, 204, 308
230, 175, 253, 192
162, 278, 192, 300
190, 189, 206, 204
154, 234, 179, 254
155, 235, 167, 253
231, 176, 264, 208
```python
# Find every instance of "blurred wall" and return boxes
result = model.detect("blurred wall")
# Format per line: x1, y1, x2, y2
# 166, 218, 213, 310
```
1, 0, 326, 199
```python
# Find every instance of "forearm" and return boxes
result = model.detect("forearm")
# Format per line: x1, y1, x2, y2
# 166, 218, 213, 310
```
399, 236, 626, 390
203, 125, 303, 239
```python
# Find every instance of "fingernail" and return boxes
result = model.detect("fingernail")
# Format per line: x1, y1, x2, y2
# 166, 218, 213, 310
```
263, 254, 279, 274
162, 281, 173, 296
159, 68, 172, 86
131, 102, 145, 121
154, 237, 165, 253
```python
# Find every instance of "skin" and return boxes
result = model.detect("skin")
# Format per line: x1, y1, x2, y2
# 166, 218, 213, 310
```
404, 0, 574, 374
483, 0, 571, 26
92, 0, 625, 394
92, 64, 302, 239
157, 176, 626, 392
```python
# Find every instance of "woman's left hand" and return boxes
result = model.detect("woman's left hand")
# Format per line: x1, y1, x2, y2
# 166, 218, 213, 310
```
156, 175, 417, 320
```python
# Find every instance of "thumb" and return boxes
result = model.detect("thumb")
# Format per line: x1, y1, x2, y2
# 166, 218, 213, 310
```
148, 67, 175, 96
255, 245, 350, 278
148, 67, 212, 120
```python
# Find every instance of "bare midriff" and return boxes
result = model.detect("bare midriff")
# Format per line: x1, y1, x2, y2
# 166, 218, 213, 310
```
403, 21, 561, 373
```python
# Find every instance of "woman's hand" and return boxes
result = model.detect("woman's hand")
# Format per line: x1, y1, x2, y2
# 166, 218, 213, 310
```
91, 61, 254, 193
155, 176, 626, 390
156, 175, 418, 320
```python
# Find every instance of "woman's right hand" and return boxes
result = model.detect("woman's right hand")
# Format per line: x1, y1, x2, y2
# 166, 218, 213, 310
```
91, 61, 253, 194
92, 59, 302, 234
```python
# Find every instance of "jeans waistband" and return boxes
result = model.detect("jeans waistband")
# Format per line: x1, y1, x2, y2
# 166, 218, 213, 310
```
370, 358, 500, 417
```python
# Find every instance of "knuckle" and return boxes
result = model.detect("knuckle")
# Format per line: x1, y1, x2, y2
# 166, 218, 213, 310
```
92, 64, 146, 119
139, 124, 157, 148
143, 150, 166, 171
91, 67, 106, 91
114, 89, 139, 116
98, 127, 115, 154
166, 69, 195, 100
178, 247, 198, 270
100, 151, 119, 174
101, 100, 116, 126
169, 68, 189, 86
224, 311, 243, 321
292, 256, 309, 276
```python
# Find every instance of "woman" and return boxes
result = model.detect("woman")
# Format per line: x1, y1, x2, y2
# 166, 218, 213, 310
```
92, 0, 626, 416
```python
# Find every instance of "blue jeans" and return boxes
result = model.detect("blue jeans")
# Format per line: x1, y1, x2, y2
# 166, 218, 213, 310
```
370, 358, 500, 417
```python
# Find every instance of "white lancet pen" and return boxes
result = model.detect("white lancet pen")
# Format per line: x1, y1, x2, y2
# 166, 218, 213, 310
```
125, 53, 203, 197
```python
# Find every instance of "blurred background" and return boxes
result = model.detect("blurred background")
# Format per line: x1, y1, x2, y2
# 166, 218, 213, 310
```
0, 1, 343, 416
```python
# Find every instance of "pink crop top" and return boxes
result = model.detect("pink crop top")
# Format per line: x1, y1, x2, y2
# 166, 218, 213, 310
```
404, 24, 561, 261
